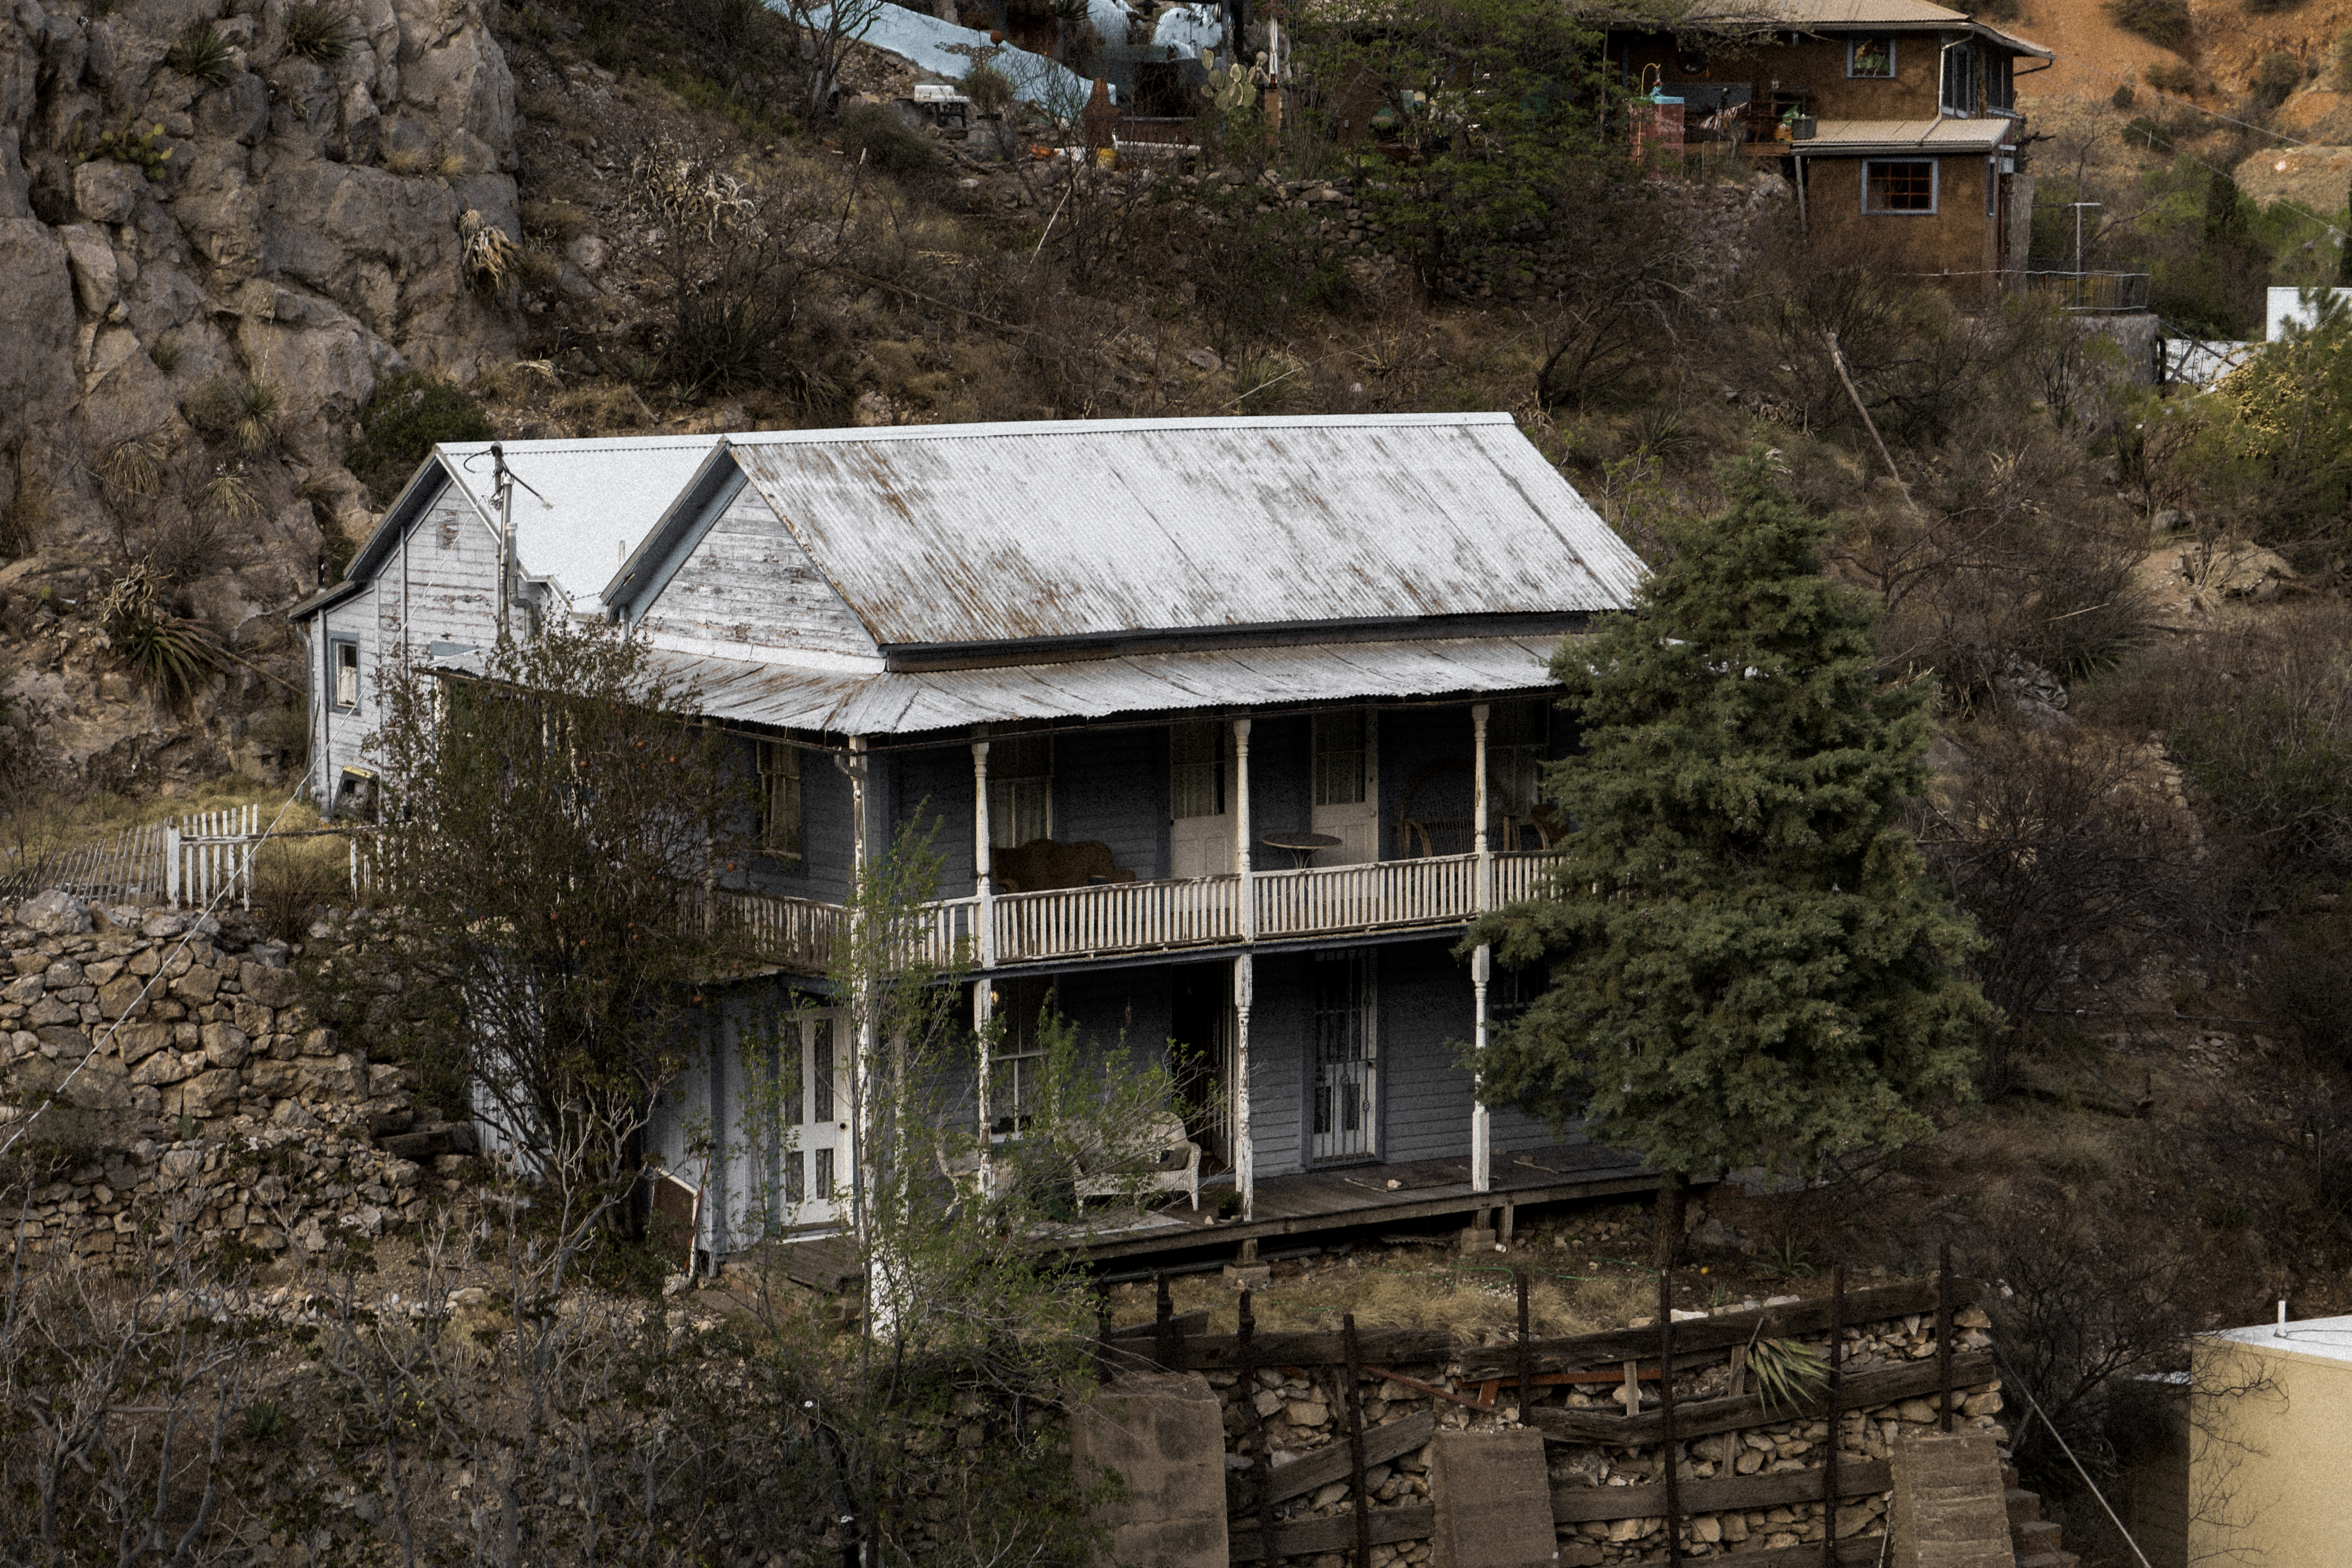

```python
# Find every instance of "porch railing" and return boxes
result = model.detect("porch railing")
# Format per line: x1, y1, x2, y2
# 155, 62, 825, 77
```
2021, 270, 2151, 313
736, 849, 1561, 972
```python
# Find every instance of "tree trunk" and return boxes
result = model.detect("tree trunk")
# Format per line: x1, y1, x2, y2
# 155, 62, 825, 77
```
1652, 1170, 1688, 1274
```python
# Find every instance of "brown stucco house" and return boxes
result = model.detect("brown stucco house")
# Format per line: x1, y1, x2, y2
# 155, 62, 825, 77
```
1609, 0, 2053, 290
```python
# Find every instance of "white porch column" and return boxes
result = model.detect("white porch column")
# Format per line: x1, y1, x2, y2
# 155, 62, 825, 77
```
972, 734, 996, 970
1234, 952, 1255, 1221
1234, 718, 1254, 942
1471, 702, 1492, 1195
847, 735, 872, 1244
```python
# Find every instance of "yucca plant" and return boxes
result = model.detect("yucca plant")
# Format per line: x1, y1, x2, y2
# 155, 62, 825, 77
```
93, 439, 165, 510
1745, 1334, 1830, 1417
285, 1, 353, 62
99, 564, 218, 707
168, 22, 235, 86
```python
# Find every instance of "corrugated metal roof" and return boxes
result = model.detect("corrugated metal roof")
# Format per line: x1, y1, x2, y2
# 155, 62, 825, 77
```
653, 633, 1569, 737
1672, 0, 2051, 53
1801, 117, 2017, 151
719, 414, 1643, 650
793, 0, 1097, 107
434, 436, 725, 605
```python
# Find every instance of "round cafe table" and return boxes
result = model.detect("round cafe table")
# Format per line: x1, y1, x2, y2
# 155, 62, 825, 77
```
1261, 831, 1344, 868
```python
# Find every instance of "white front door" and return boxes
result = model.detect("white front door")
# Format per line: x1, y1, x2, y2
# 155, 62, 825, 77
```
1169, 720, 1234, 879
778, 1012, 847, 1228
1311, 709, 1379, 866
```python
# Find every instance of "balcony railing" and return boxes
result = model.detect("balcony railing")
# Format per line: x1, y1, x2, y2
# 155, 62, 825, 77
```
2021, 270, 2151, 314
726, 851, 1561, 973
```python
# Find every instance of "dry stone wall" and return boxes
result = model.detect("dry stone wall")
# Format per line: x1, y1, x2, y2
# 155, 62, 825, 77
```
0, 887, 472, 1260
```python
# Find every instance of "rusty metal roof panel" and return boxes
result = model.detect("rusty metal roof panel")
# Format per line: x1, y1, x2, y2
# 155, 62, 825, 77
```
655, 633, 1570, 737
434, 435, 726, 606
1802, 118, 2018, 151
722, 414, 1641, 650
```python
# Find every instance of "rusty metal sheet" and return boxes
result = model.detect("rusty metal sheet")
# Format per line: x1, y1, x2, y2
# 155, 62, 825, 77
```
1800, 118, 2016, 152
724, 414, 1642, 650
655, 635, 1570, 738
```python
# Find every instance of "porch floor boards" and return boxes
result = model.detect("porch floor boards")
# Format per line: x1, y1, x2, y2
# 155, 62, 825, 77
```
1073, 1144, 1660, 1262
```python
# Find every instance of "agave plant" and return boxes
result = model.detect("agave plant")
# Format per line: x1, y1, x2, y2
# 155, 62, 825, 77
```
1745, 1333, 1830, 1417
285, 1, 354, 62
168, 22, 235, 87
99, 564, 218, 707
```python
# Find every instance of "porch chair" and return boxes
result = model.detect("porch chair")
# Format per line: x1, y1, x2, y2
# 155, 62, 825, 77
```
1072, 1111, 1202, 1211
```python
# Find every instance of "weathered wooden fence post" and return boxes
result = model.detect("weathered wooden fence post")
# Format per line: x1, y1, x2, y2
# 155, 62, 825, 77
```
1824, 1262, 1844, 1568
1343, 1313, 1372, 1568
1937, 1240, 1955, 1434
1659, 1267, 1682, 1567
1515, 1267, 1533, 1421
1240, 1289, 1277, 1566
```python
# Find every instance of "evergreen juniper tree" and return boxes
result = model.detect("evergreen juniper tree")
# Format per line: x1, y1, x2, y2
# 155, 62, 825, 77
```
1467, 457, 1987, 1269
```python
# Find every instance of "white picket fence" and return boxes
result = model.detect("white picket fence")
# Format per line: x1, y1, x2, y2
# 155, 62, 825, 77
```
0, 806, 373, 911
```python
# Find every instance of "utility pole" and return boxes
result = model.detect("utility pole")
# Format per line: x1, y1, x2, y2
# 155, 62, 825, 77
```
491, 441, 516, 645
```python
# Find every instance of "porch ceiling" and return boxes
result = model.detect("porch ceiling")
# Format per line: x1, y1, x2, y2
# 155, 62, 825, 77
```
657, 633, 1568, 738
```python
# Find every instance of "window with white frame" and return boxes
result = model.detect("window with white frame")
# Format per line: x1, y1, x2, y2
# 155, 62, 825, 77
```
1847, 36, 1895, 78
1312, 711, 1368, 806
757, 741, 802, 862
331, 639, 360, 710
1170, 722, 1226, 819
1862, 159, 1938, 214
988, 734, 1052, 849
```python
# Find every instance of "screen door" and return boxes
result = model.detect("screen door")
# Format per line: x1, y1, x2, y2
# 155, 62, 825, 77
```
1310, 951, 1377, 1163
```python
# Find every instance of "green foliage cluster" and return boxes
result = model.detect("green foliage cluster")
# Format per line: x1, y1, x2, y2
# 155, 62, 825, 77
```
2143, 58, 2197, 94
837, 101, 936, 176
167, 21, 235, 85
184, 376, 280, 455
97, 564, 216, 708
82, 122, 174, 179
2250, 51, 2302, 109
348, 370, 494, 504
1468, 458, 1986, 1204
2104, 0, 2191, 49
2196, 290, 2352, 535
1294, 0, 1615, 298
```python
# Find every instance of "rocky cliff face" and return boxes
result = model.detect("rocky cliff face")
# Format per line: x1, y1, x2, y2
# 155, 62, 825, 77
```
0, 0, 519, 787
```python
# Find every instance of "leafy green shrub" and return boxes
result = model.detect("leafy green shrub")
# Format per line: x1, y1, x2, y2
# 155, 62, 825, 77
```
2251, 51, 2301, 109
85, 122, 174, 179
2112, 80, 2137, 109
349, 372, 493, 504
837, 102, 936, 176
168, 21, 235, 85
285, 1, 354, 62
2106, 0, 2191, 49
2144, 58, 2197, 95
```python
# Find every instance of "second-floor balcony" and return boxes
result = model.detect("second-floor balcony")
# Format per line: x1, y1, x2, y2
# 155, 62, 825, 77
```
716, 848, 1556, 973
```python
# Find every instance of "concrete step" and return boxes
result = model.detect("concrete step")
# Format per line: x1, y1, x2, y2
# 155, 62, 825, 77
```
2004, 1487, 2043, 1525
2014, 1517, 2065, 1555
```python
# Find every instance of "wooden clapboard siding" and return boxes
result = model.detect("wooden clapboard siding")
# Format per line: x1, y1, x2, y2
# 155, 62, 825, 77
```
1247, 951, 1309, 1176
1054, 725, 1168, 882
889, 744, 975, 891
1376, 938, 1481, 1165
1549, 1458, 1894, 1522
1528, 1351, 1996, 1446
642, 478, 880, 658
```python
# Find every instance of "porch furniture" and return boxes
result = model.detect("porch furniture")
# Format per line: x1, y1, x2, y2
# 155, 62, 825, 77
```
1073, 1112, 1202, 1211
993, 838, 1138, 893
1261, 831, 1343, 868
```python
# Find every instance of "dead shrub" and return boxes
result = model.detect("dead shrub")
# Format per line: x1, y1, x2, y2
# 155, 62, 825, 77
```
250, 836, 350, 943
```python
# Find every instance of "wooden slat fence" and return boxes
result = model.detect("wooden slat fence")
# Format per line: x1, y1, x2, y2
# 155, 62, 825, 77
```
1114, 1267, 1988, 1563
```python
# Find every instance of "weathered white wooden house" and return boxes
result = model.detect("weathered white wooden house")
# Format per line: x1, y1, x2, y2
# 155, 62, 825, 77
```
601, 414, 1659, 1258
286, 434, 724, 815
291, 414, 1660, 1259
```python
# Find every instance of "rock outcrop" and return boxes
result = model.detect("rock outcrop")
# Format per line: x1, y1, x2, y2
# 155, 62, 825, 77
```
0, 0, 520, 785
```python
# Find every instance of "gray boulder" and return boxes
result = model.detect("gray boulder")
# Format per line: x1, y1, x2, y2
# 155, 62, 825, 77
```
17, 889, 94, 935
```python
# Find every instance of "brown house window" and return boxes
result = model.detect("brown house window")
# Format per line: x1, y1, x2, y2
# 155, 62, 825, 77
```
1863, 160, 1938, 214
1847, 36, 1895, 78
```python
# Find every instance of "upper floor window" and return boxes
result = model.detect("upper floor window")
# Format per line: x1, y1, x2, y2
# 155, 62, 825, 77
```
1170, 722, 1226, 819
1488, 699, 1551, 821
1863, 159, 1938, 214
332, 639, 360, 710
989, 733, 1052, 849
758, 741, 802, 862
1312, 711, 1367, 806
1847, 36, 1895, 78
1987, 53, 2016, 112
1941, 39, 1980, 115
